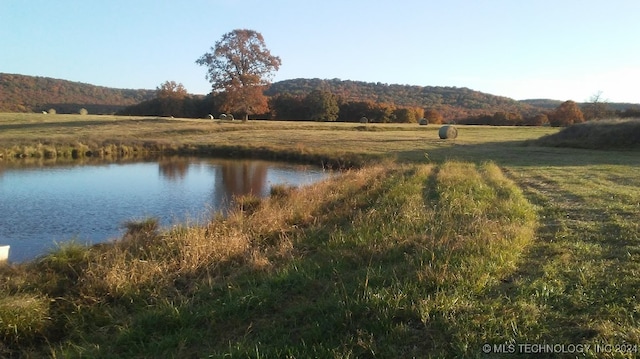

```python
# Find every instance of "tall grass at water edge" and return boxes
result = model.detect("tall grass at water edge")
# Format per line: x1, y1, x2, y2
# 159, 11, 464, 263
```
0, 161, 538, 357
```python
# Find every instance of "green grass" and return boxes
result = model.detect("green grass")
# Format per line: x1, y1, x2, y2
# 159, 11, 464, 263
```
0, 113, 639, 357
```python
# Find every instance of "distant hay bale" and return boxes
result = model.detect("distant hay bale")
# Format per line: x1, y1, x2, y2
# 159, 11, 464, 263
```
207, 114, 214, 120
228, 114, 234, 121
47, 108, 56, 115
439, 125, 458, 139
79, 108, 88, 115
419, 118, 428, 125
360, 116, 368, 123
220, 114, 227, 120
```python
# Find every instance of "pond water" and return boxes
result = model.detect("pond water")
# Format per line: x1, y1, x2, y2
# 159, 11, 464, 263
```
0, 158, 330, 263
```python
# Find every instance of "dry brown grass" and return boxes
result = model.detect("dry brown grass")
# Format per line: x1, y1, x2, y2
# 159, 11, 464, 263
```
77, 163, 391, 301
0, 113, 559, 165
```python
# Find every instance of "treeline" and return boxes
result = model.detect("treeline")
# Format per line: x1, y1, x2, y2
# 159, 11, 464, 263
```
266, 78, 538, 121
4, 73, 640, 127
0, 73, 155, 113
268, 91, 427, 123
458, 100, 640, 127
116, 95, 217, 118
118, 78, 541, 123
118, 89, 431, 123
119, 88, 640, 127
266, 78, 529, 110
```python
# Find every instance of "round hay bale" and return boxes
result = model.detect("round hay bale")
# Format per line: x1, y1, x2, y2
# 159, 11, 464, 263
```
439, 125, 458, 139
207, 114, 214, 120
228, 114, 234, 121
360, 116, 368, 123
419, 118, 428, 125
220, 114, 227, 120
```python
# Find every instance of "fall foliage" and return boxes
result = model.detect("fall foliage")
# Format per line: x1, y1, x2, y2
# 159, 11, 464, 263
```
156, 81, 188, 99
196, 29, 281, 121
423, 109, 444, 124
549, 100, 585, 127
155, 81, 188, 116
2, 72, 639, 125
0, 73, 155, 113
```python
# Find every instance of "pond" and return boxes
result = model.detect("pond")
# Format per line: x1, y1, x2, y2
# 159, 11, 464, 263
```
0, 157, 331, 263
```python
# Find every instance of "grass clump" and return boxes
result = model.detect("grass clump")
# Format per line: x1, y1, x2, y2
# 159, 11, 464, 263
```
0, 294, 50, 346
536, 118, 640, 149
122, 217, 159, 237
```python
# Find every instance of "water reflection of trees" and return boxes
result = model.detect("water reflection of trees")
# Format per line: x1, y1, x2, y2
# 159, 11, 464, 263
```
218, 160, 268, 197
157, 158, 270, 213
158, 157, 190, 181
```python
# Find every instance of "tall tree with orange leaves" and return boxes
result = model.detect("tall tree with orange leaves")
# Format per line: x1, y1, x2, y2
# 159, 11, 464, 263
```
196, 29, 281, 120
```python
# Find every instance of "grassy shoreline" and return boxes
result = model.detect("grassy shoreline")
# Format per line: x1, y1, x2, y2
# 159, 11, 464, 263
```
1, 114, 639, 357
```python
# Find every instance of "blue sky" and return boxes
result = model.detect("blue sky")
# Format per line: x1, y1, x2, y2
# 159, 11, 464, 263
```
2, 0, 639, 103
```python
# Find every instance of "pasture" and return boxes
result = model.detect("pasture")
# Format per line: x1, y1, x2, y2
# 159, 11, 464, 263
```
0, 113, 638, 357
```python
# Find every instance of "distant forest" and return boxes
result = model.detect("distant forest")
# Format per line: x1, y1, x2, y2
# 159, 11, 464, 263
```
266, 78, 539, 120
0, 73, 155, 114
2, 73, 639, 125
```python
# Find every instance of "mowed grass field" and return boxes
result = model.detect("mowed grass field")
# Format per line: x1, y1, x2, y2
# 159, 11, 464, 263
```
0, 113, 639, 358
0, 112, 558, 164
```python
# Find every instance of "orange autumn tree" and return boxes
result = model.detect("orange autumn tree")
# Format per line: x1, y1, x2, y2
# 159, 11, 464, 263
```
196, 29, 281, 121
549, 100, 585, 127
156, 80, 188, 116
423, 108, 444, 124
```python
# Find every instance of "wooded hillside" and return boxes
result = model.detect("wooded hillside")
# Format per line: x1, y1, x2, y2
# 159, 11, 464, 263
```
265, 78, 541, 119
3, 73, 638, 122
0, 73, 155, 114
